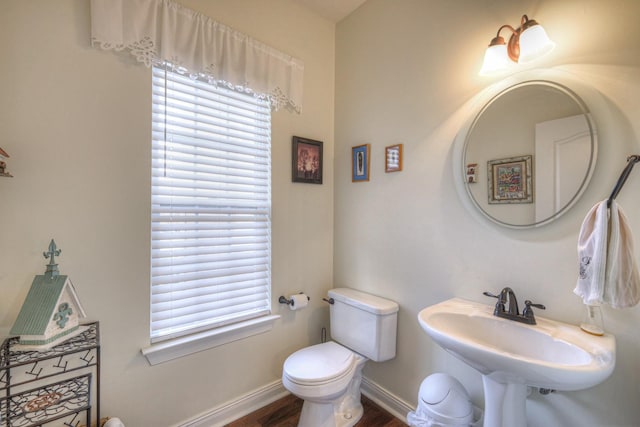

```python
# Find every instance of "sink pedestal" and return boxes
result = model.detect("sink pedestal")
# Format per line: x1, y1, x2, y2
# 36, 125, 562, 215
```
482, 375, 527, 427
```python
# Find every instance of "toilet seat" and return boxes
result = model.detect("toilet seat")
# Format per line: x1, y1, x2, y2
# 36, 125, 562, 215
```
283, 342, 356, 386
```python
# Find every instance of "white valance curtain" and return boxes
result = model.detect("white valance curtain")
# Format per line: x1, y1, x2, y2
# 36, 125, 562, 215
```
90, 0, 304, 112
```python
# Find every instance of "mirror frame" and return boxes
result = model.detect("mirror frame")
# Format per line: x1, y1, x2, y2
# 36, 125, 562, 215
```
453, 72, 599, 229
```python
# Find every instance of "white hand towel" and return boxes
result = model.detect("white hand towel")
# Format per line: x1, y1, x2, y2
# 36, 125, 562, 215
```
575, 201, 608, 305
604, 201, 640, 308
575, 199, 640, 308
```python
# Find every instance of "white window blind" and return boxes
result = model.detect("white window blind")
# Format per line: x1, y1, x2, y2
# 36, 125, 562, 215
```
151, 66, 271, 343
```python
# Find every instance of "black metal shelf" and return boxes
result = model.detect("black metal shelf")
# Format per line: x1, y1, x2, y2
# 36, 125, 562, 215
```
0, 322, 100, 427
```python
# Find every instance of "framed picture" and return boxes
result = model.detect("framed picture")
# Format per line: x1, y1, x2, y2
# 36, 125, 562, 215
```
292, 136, 323, 184
385, 144, 403, 173
352, 144, 370, 182
488, 155, 533, 204
466, 163, 478, 183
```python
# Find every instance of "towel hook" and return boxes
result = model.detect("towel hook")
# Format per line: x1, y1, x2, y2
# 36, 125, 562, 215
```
607, 155, 640, 208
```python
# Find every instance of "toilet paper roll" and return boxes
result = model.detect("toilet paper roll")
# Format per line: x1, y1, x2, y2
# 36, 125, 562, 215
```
290, 294, 309, 311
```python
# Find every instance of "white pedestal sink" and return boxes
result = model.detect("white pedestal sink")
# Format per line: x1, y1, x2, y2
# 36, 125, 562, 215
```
418, 298, 615, 427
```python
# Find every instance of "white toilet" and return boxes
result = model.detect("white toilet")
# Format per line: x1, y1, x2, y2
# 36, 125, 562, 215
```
282, 287, 399, 427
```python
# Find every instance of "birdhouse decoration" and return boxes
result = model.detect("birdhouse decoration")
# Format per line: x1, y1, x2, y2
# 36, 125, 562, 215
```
0, 146, 12, 177
10, 240, 87, 351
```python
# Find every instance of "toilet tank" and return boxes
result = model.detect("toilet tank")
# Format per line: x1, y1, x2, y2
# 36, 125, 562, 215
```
328, 288, 399, 362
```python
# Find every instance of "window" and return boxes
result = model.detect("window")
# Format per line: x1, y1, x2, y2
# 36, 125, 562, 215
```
150, 66, 272, 345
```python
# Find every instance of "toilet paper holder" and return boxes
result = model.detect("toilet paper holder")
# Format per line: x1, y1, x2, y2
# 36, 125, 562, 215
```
279, 293, 310, 306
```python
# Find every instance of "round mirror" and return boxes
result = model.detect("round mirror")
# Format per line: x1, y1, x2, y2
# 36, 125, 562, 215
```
458, 80, 597, 228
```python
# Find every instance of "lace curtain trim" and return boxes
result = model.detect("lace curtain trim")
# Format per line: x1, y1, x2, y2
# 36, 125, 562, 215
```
90, 0, 304, 113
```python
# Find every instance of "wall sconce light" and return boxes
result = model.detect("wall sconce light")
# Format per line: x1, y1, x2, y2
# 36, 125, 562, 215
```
479, 14, 555, 76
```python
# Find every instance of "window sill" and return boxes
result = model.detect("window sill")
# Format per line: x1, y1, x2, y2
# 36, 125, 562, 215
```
141, 315, 281, 365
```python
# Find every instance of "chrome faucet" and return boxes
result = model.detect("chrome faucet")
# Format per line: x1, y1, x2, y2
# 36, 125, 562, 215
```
483, 287, 545, 325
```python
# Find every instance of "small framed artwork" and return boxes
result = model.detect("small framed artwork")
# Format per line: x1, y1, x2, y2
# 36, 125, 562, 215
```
292, 136, 323, 184
385, 144, 403, 173
488, 155, 533, 204
466, 163, 478, 183
352, 144, 370, 182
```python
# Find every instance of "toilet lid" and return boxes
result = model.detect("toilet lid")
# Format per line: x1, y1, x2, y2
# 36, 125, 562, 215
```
284, 342, 355, 385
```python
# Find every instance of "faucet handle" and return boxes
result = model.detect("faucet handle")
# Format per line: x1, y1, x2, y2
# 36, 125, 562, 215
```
483, 291, 506, 314
523, 300, 546, 323
524, 300, 545, 310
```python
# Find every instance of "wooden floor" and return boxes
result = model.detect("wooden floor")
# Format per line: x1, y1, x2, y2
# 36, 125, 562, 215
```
225, 393, 407, 427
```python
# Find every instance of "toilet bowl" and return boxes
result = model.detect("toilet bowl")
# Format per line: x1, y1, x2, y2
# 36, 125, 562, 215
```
282, 288, 399, 427
283, 342, 366, 427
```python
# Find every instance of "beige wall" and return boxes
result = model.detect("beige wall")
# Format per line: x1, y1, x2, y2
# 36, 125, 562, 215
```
335, 0, 640, 426
4, 0, 640, 426
0, 0, 334, 425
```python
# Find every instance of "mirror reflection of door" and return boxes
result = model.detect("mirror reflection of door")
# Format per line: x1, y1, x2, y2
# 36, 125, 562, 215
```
535, 115, 593, 222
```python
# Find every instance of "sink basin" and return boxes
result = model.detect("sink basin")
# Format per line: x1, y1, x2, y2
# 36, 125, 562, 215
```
418, 298, 615, 427
418, 298, 615, 390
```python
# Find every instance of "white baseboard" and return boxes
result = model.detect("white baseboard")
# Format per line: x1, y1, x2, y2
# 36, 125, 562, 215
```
176, 376, 415, 427
177, 380, 289, 427
361, 376, 414, 424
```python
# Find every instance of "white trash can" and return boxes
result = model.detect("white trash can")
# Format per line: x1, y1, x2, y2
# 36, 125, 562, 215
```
407, 373, 483, 427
